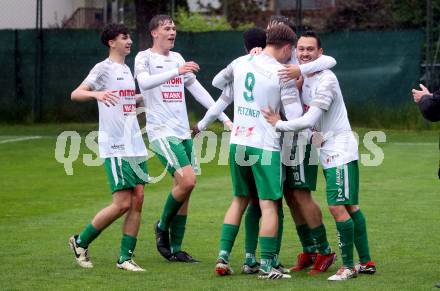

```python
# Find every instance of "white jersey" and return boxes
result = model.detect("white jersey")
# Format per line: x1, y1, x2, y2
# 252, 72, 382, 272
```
221, 53, 300, 151
134, 49, 196, 142
83, 58, 147, 158
304, 70, 358, 169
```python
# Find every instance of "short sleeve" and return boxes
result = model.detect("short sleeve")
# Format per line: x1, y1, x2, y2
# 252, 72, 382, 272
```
310, 73, 338, 111
134, 51, 150, 78
83, 63, 105, 91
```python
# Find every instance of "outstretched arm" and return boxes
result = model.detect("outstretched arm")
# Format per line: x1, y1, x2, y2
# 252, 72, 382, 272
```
187, 80, 231, 123
263, 106, 323, 132
196, 85, 233, 131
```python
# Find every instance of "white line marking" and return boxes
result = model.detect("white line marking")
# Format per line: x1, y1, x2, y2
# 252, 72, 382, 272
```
389, 142, 437, 146
0, 136, 42, 144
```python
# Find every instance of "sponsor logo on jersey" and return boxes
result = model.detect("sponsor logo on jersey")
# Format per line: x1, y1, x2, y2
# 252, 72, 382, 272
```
117, 77, 124, 80
162, 91, 183, 101
234, 125, 255, 137
119, 89, 136, 97
303, 104, 310, 112
123, 104, 136, 113
161, 77, 184, 102
111, 144, 125, 151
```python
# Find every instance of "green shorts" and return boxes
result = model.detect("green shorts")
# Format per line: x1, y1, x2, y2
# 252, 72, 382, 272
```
104, 156, 148, 193
150, 137, 197, 176
284, 144, 318, 191
323, 160, 359, 205
229, 144, 282, 201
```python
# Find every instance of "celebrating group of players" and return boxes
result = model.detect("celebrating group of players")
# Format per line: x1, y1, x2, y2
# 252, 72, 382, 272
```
68, 13, 376, 281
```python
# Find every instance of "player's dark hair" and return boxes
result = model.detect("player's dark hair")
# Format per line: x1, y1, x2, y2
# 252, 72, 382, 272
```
243, 27, 267, 53
100, 23, 130, 47
300, 30, 322, 48
268, 15, 296, 34
266, 24, 297, 48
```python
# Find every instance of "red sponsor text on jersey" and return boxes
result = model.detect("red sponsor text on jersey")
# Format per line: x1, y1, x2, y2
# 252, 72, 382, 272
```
165, 77, 183, 85
123, 104, 136, 113
162, 91, 183, 100
119, 89, 136, 97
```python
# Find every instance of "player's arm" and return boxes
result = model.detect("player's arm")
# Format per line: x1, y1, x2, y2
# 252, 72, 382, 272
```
71, 64, 119, 107
186, 79, 231, 125
195, 85, 233, 131
278, 55, 337, 82
134, 52, 199, 91
299, 55, 336, 75
212, 61, 235, 90
71, 84, 119, 107
265, 74, 336, 131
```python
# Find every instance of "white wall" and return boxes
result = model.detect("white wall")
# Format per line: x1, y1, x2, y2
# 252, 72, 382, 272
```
0, 0, 105, 29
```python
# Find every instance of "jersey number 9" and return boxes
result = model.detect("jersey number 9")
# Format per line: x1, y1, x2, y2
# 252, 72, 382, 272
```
243, 72, 255, 102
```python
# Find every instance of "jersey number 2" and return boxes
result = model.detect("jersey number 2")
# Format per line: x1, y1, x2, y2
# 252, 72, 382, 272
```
243, 72, 255, 102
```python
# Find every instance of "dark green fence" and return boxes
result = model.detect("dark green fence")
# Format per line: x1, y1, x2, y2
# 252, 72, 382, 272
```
0, 29, 424, 126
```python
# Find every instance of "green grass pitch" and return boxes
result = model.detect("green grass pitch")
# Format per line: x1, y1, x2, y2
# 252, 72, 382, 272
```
0, 124, 439, 290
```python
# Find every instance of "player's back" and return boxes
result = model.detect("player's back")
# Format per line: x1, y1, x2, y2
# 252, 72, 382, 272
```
230, 53, 284, 151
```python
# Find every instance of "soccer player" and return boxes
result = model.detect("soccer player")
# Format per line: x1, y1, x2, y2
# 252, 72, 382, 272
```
195, 23, 298, 279
134, 14, 232, 263
262, 31, 376, 281
68, 23, 148, 272
233, 16, 336, 275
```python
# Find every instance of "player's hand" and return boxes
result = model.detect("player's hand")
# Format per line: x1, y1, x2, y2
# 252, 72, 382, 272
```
278, 64, 301, 82
223, 120, 233, 131
412, 83, 431, 103
94, 90, 119, 107
191, 123, 201, 137
296, 75, 304, 90
249, 47, 263, 55
178, 61, 200, 75
311, 131, 325, 148
261, 107, 281, 126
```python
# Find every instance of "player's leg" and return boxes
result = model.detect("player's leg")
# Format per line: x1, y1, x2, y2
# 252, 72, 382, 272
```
168, 138, 199, 262
324, 163, 357, 281
117, 184, 145, 271
112, 157, 148, 271
242, 196, 261, 274
253, 148, 290, 279
216, 144, 252, 276
69, 157, 134, 268
292, 189, 336, 275
150, 137, 195, 260
283, 147, 319, 271
344, 161, 375, 274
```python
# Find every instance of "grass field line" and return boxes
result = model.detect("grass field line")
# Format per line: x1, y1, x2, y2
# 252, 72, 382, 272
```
389, 142, 437, 145
0, 136, 42, 144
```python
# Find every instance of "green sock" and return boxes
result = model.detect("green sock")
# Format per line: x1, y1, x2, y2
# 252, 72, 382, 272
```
336, 219, 355, 268
118, 234, 137, 263
218, 224, 240, 262
274, 204, 284, 266
77, 223, 100, 248
170, 214, 187, 254
350, 209, 371, 263
244, 203, 261, 262
259, 236, 277, 272
158, 192, 183, 231
296, 224, 316, 253
310, 224, 331, 255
